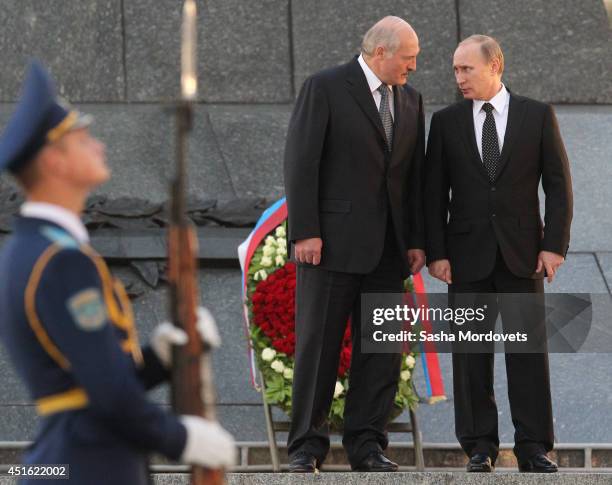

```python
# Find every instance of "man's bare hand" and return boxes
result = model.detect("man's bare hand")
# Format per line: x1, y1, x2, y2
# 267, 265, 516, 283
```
536, 250, 564, 283
407, 249, 426, 274
294, 238, 323, 265
429, 259, 452, 284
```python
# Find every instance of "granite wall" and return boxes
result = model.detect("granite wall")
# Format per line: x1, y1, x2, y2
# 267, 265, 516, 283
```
0, 1, 610, 104
0, 1, 611, 444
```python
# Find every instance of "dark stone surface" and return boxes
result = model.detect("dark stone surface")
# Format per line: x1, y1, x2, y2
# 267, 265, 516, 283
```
0, 1, 124, 102
207, 105, 292, 199
0, 347, 29, 405
91, 228, 252, 260
291, 0, 458, 105
412, 351, 612, 445
125, 268, 261, 406
596, 253, 612, 293
82, 104, 235, 202
0, 103, 235, 203
552, 106, 612, 253
459, 0, 612, 103
0, 404, 268, 442
124, 0, 292, 102
0, 406, 37, 441
547, 254, 609, 293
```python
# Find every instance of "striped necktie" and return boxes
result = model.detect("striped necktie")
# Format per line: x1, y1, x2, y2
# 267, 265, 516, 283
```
377, 84, 393, 151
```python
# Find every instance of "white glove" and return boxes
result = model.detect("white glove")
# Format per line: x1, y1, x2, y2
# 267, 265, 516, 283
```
151, 306, 222, 368
195, 306, 222, 349
180, 415, 236, 469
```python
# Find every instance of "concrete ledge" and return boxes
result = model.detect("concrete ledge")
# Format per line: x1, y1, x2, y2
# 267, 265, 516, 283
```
2, 470, 611, 485
148, 471, 612, 484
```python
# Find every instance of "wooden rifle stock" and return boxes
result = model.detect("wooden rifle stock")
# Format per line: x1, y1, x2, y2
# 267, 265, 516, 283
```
168, 103, 225, 485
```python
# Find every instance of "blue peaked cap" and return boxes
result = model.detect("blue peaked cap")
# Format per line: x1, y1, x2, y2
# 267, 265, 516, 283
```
0, 61, 92, 174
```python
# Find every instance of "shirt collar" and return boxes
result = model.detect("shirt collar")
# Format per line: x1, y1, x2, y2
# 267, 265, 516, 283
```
20, 202, 89, 244
473, 83, 508, 116
358, 54, 391, 95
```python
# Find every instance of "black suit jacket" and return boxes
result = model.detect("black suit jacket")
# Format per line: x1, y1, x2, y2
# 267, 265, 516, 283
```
425, 93, 573, 283
283, 57, 425, 276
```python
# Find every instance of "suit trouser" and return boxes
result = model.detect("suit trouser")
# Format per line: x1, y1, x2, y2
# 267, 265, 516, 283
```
287, 223, 404, 466
449, 249, 554, 463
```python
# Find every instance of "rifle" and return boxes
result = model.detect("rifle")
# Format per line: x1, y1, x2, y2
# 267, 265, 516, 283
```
168, 1, 224, 484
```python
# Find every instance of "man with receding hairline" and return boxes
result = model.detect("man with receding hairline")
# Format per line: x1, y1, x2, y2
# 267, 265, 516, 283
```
425, 35, 573, 473
284, 16, 425, 472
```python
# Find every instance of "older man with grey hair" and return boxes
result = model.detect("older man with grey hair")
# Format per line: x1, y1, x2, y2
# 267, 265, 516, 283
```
283, 16, 425, 472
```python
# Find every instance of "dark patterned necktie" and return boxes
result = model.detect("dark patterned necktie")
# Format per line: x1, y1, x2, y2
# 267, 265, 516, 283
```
481, 102, 500, 181
377, 84, 393, 150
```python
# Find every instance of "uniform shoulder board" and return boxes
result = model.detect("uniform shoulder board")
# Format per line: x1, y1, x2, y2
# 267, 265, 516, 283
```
40, 226, 79, 248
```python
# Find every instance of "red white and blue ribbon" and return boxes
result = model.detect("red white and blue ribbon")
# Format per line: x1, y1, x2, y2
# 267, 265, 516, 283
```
238, 198, 287, 388
412, 274, 446, 402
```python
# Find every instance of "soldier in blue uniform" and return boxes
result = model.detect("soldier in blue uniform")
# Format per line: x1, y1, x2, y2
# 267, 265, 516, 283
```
0, 61, 235, 484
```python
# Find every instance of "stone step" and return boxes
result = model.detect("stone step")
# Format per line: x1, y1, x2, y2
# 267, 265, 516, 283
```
147, 471, 612, 485
0, 471, 611, 485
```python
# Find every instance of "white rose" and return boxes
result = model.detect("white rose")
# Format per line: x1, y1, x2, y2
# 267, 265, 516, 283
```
400, 370, 411, 381
276, 246, 288, 257
283, 368, 294, 380
275, 255, 286, 266
275, 226, 286, 238
261, 256, 273, 267
405, 355, 416, 369
261, 348, 276, 362
262, 245, 275, 257
277, 237, 287, 248
255, 269, 268, 281
334, 381, 344, 398
271, 360, 285, 373
265, 235, 277, 246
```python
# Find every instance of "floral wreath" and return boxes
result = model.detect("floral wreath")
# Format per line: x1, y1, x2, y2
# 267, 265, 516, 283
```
244, 220, 419, 428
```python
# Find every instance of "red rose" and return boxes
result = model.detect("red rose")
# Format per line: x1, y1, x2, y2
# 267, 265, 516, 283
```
252, 255, 353, 361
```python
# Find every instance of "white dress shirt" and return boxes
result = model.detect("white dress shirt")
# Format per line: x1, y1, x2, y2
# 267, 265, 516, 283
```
357, 54, 394, 120
20, 202, 89, 244
473, 83, 509, 160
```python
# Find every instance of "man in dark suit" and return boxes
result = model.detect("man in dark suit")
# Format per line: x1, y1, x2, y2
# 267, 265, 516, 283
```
283, 16, 426, 472
425, 35, 573, 473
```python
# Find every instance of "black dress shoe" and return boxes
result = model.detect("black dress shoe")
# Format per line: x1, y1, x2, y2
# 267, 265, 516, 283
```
467, 453, 494, 472
352, 451, 398, 472
519, 453, 558, 473
289, 451, 318, 473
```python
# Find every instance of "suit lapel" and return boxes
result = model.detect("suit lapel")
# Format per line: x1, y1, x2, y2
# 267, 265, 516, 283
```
345, 58, 388, 148
456, 100, 491, 181
494, 93, 526, 181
